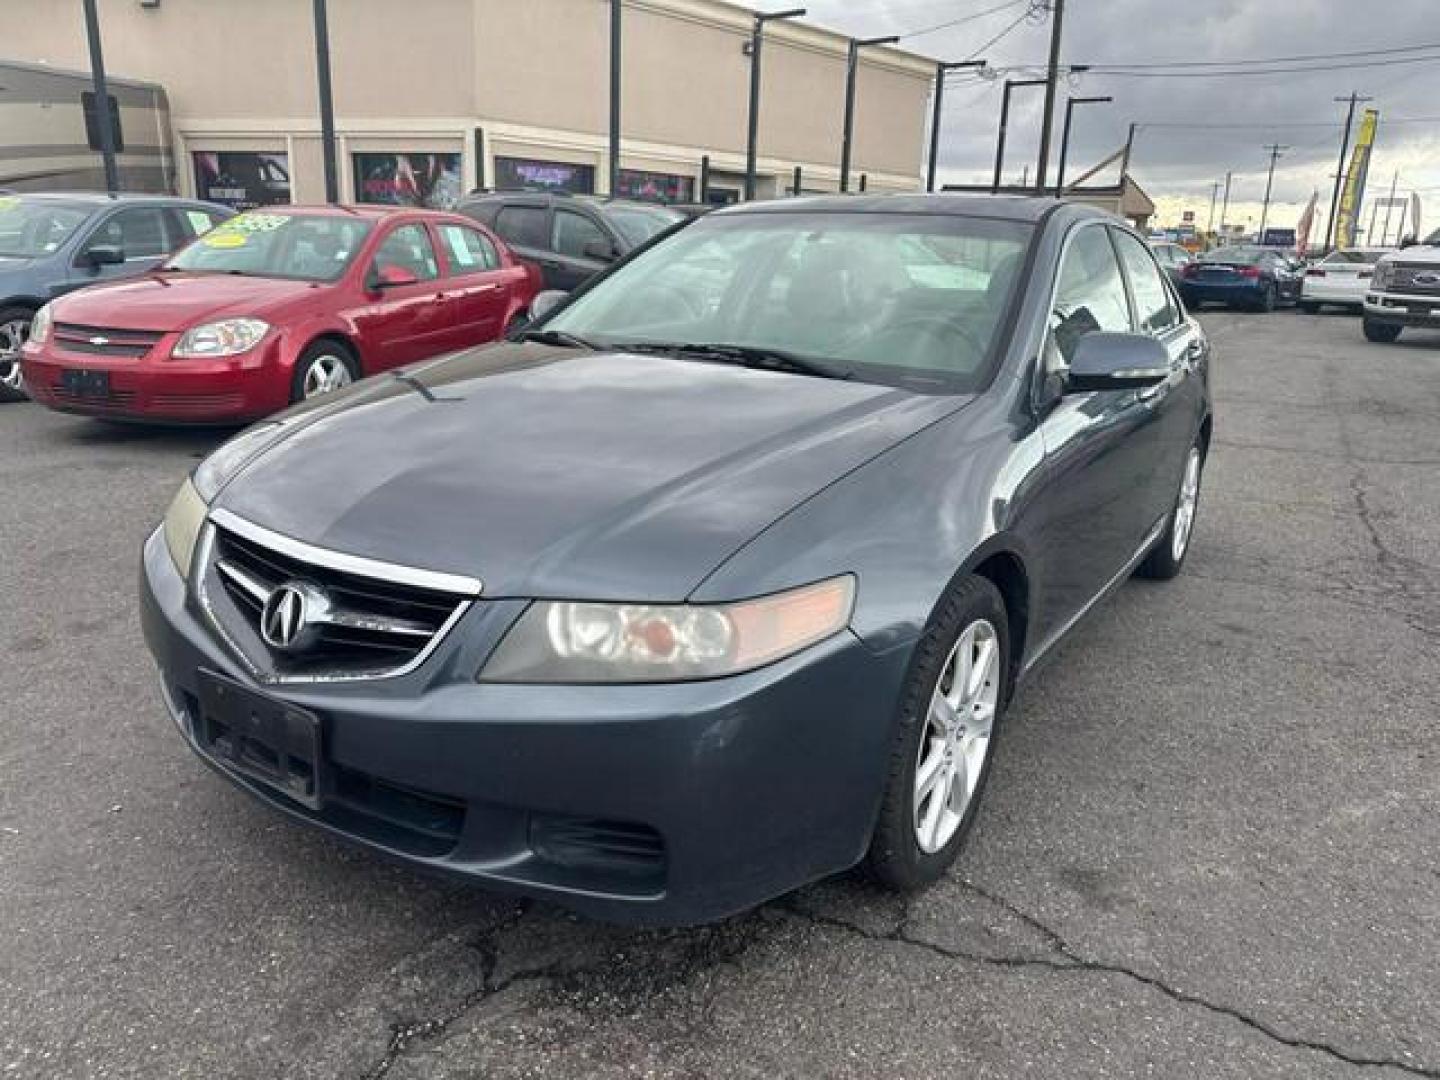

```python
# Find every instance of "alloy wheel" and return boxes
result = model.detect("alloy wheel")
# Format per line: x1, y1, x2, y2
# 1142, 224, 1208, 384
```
913, 619, 1000, 854
0, 317, 29, 395
1172, 446, 1202, 561
300, 353, 353, 399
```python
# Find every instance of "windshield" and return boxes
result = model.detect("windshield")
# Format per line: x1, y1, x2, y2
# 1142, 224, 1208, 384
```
542, 211, 1034, 393
1325, 249, 1388, 264
164, 211, 373, 281
604, 205, 685, 246
0, 196, 90, 258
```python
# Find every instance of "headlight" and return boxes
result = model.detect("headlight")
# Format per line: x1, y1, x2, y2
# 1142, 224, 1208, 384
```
162, 478, 208, 579
191, 421, 280, 501
172, 317, 269, 359
28, 302, 53, 344
480, 576, 856, 683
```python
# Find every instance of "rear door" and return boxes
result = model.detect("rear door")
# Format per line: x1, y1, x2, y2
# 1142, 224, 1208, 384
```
489, 202, 557, 287
350, 221, 449, 370
433, 220, 510, 349
549, 207, 615, 291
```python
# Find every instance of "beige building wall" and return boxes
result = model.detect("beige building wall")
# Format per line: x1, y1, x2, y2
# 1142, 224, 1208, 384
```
4, 0, 934, 199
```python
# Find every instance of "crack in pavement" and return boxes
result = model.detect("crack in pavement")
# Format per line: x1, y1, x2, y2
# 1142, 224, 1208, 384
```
783, 880, 1438, 1078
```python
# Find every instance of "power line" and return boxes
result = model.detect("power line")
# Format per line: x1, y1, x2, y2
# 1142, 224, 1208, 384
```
962, 3, 1042, 61
1080, 53, 1440, 79
1085, 40, 1440, 70
900, 0, 1028, 41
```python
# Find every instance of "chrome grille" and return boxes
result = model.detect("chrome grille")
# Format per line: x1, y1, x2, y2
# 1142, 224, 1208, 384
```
53, 322, 165, 357
199, 512, 478, 683
1388, 264, 1440, 296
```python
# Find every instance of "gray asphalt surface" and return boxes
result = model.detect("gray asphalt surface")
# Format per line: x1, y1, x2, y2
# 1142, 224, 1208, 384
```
2, 310, 1437, 1079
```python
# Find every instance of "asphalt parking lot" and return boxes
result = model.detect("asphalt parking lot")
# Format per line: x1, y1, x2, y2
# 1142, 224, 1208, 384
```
2, 309, 1438, 1079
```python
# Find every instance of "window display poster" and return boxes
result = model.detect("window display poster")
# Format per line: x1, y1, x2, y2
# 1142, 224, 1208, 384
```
494, 157, 596, 194
617, 169, 694, 203
194, 152, 291, 210
353, 153, 463, 210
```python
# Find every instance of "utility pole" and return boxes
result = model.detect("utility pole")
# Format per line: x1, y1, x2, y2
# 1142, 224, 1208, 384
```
745, 8, 807, 201
1367, 197, 1381, 243
1219, 170, 1233, 236
1395, 196, 1409, 244
992, 78, 1046, 192
840, 35, 899, 192
81, 0, 119, 194
1259, 143, 1288, 237
1326, 92, 1369, 251
1034, 0, 1066, 194
1020, 165, 1029, 188
609, 0, 623, 196
1206, 180, 1221, 235
926, 59, 986, 193
1120, 121, 1137, 178
1380, 170, 1400, 244
1055, 94, 1111, 196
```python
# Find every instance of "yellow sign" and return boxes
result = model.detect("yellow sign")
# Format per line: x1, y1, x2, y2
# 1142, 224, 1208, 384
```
1335, 109, 1378, 248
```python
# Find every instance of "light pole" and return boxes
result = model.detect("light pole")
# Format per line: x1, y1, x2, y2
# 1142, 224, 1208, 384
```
1034, 0, 1067, 193
311, 0, 338, 203
745, 7, 806, 201
840, 34, 899, 193
1381, 169, 1400, 244
609, 0, 623, 197
926, 59, 986, 193
1219, 171, 1233, 238
992, 78, 1046, 192
1055, 94, 1111, 197
1206, 179, 1221, 236
1258, 143, 1288, 237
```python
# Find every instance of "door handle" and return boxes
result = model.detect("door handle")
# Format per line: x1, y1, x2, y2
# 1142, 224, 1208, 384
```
475, 283, 501, 293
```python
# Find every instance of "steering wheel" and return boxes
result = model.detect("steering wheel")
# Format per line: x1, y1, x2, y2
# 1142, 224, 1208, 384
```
642, 282, 705, 323
845, 312, 989, 372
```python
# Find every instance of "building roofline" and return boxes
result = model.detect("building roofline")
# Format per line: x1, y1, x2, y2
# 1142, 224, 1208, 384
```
0, 55, 165, 92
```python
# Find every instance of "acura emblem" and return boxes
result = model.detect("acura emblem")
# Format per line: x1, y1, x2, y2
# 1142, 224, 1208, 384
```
261, 581, 323, 652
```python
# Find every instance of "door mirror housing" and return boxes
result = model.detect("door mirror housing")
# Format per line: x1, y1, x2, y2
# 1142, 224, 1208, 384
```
1066, 332, 1171, 393
528, 289, 568, 323
370, 264, 419, 290
582, 238, 618, 262
83, 244, 125, 268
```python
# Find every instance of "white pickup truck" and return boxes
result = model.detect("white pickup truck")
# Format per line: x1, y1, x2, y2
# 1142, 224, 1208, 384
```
1363, 232, 1440, 342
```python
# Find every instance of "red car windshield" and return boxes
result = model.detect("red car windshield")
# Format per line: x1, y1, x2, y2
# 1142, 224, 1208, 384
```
165, 212, 374, 282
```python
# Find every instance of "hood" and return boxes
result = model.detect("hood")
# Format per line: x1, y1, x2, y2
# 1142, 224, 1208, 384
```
215, 345, 968, 601
50, 272, 322, 331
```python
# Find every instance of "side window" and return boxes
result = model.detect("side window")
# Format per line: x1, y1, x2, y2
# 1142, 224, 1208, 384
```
373, 223, 439, 281
1114, 230, 1181, 334
553, 210, 608, 259
437, 223, 499, 273
1045, 225, 1132, 374
493, 205, 549, 250
84, 208, 172, 259
167, 208, 227, 243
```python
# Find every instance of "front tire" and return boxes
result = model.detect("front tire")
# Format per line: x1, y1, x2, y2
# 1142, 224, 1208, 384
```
1137, 440, 1204, 580
0, 306, 34, 403
864, 575, 1009, 891
290, 340, 359, 403
1362, 319, 1402, 344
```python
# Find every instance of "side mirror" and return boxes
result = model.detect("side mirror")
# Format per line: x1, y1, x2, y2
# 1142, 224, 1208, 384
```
1066, 332, 1171, 393
582, 238, 618, 262
83, 244, 125, 267
528, 289, 568, 323
370, 263, 419, 290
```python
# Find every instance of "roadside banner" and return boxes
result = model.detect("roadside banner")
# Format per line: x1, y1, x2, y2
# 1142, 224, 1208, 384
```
1295, 190, 1319, 256
1335, 108, 1379, 248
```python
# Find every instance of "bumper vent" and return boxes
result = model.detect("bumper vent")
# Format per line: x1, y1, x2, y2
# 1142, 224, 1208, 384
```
530, 814, 667, 891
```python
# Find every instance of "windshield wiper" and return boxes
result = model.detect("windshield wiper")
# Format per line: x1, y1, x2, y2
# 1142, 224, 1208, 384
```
513, 328, 599, 350
618, 342, 853, 381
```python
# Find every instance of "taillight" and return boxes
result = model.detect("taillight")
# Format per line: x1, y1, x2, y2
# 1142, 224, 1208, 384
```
1239, 266, 1262, 279
1180, 263, 1198, 278
1306, 267, 1326, 277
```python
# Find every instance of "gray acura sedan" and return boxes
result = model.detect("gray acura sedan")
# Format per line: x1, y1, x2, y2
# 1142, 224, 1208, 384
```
141, 195, 1211, 925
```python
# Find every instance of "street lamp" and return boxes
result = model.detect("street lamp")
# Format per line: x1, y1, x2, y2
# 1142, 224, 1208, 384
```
992, 78, 1046, 192
745, 7, 807, 202
926, 60, 986, 193
1055, 94, 1111, 197
840, 34, 900, 193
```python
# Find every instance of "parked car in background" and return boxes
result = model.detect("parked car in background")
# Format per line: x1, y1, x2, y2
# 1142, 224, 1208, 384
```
0, 192, 232, 402
22, 205, 538, 423
458, 192, 685, 291
1149, 241, 1194, 288
1300, 247, 1393, 313
1361, 229, 1440, 342
141, 195, 1211, 925
1179, 246, 1302, 311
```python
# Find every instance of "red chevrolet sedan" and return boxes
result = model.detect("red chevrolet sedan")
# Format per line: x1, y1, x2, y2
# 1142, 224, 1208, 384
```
22, 205, 539, 423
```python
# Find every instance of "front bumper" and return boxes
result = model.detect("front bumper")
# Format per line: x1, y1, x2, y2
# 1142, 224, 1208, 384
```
21, 335, 290, 423
1363, 292, 1440, 328
139, 528, 908, 925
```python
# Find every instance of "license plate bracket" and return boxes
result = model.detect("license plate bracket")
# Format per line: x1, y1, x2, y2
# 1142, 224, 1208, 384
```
195, 670, 323, 809
60, 368, 111, 398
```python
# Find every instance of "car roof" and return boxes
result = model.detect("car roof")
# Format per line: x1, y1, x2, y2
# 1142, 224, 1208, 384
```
11, 191, 220, 208
237, 203, 430, 220
719, 193, 1080, 223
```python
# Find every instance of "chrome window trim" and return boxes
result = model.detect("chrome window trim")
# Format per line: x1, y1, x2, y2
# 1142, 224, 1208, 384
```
207, 508, 482, 597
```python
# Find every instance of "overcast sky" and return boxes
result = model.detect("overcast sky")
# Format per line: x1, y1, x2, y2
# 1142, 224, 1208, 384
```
799, 0, 1440, 238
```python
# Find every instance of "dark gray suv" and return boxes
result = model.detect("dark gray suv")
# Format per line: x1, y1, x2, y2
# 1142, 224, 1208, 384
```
0, 192, 232, 401
458, 192, 682, 292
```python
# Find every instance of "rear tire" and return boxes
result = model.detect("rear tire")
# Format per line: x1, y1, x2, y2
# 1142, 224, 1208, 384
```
1256, 283, 1277, 313
0, 305, 34, 403
1137, 439, 1205, 581
1362, 319, 1402, 344
864, 575, 1009, 891
290, 340, 359, 403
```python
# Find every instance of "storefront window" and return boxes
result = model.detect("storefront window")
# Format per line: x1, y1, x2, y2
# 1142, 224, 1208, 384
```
353, 152, 462, 209
616, 169, 694, 204
494, 157, 595, 194
193, 152, 291, 210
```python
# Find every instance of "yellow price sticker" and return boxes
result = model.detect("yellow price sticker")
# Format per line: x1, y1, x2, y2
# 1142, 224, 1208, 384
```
0, 196, 19, 213
203, 231, 248, 248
